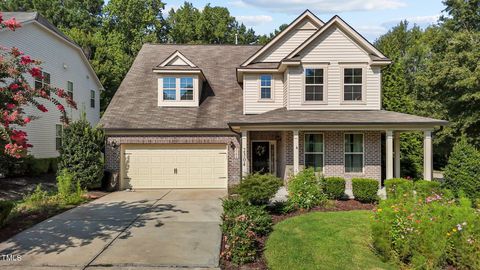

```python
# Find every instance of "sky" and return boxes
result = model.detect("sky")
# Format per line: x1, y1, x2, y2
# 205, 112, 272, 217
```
162, 0, 446, 41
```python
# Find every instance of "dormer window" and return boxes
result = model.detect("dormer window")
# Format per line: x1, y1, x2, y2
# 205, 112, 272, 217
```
260, 75, 272, 99
163, 77, 176, 100
180, 77, 194, 100
157, 75, 201, 107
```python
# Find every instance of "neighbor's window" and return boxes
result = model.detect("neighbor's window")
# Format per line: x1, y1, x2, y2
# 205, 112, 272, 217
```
55, 124, 63, 151
35, 71, 50, 90
305, 68, 324, 101
67, 81, 74, 98
90, 90, 95, 108
343, 68, 362, 101
162, 77, 176, 100
345, 133, 363, 173
180, 77, 194, 101
260, 75, 272, 99
304, 133, 324, 172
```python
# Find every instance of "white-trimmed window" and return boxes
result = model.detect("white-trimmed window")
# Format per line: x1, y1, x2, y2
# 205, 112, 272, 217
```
35, 71, 50, 90
180, 77, 194, 101
304, 133, 324, 172
67, 81, 74, 98
305, 68, 324, 101
162, 77, 176, 100
343, 68, 362, 101
55, 124, 63, 151
345, 133, 363, 173
90, 90, 95, 108
260, 75, 272, 99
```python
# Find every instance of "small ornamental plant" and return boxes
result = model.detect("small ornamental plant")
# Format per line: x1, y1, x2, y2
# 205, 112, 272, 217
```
0, 13, 76, 159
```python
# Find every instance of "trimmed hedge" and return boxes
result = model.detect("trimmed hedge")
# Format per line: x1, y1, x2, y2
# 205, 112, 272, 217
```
0, 200, 14, 227
352, 178, 379, 203
323, 177, 346, 199
235, 173, 282, 205
384, 178, 414, 199
415, 180, 441, 198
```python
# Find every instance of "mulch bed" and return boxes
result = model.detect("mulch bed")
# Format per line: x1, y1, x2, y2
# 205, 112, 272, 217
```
220, 200, 376, 270
0, 173, 57, 201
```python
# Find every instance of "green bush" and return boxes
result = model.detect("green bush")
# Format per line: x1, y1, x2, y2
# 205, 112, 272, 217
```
352, 178, 379, 203
235, 173, 282, 205
323, 177, 346, 200
415, 180, 441, 198
286, 168, 327, 211
58, 114, 104, 189
372, 195, 480, 269
384, 178, 414, 200
56, 169, 85, 205
0, 200, 15, 227
22, 185, 56, 211
29, 158, 52, 175
0, 154, 32, 177
221, 198, 272, 265
443, 137, 480, 201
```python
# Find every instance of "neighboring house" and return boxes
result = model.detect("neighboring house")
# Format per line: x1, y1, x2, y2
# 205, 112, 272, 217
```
0, 12, 102, 158
100, 10, 447, 190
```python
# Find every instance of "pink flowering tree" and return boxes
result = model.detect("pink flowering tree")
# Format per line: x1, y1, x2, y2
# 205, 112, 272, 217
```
0, 13, 76, 158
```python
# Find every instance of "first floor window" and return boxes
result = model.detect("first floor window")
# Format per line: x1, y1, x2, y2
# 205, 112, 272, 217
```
35, 71, 50, 90
67, 81, 74, 98
260, 75, 272, 99
163, 77, 176, 100
55, 124, 63, 151
305, 68, 324, 101
343, 68, 362, 101
345, 133, 363, 173
304, 133, 324, 172
180, 77, 194, 100
90, 90, 95, 108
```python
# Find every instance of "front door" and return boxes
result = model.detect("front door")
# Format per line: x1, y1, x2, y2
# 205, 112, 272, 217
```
251, 141, 276, 174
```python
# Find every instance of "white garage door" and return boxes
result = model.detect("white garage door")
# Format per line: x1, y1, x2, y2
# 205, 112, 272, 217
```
123, 144, 228, 189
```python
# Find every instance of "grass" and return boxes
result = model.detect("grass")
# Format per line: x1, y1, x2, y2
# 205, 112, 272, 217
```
265, 210, 398, 270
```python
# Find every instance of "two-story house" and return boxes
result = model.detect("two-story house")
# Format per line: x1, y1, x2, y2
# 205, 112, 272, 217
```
0, 12, 102, 159
100, 10, 447, 191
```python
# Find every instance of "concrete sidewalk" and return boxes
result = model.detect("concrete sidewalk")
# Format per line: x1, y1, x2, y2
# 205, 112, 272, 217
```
0, 189, 226, 269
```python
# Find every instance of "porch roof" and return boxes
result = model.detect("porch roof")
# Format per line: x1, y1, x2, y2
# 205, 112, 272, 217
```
229, 108, 448, 129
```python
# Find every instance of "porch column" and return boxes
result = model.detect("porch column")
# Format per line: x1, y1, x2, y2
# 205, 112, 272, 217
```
386, 130, 394, 180
394, 131, 401, 178
293, 129, 300, 175
241, 130, 249, 177
423, 130, 433, 181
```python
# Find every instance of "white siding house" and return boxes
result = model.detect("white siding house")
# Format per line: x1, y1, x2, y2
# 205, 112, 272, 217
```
0, 12, 102, 158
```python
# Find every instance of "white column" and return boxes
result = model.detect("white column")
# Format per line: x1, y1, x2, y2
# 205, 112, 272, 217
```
293, 130, 300, 175
423, 130, 433, 181
241, 130, 249, 177
394, 131, 401, 178
386, 130, 394, 180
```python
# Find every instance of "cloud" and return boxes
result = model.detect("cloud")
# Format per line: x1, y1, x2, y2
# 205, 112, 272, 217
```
236, 0, 407, 14
236, 15, 274, 26
381, 14, 440, 29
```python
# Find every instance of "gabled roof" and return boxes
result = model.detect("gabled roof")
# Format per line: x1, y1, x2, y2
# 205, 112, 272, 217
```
240, 10, 324, 67
286, 15, 389, 61
1, 12, 103, 89
157, 50, 197, 68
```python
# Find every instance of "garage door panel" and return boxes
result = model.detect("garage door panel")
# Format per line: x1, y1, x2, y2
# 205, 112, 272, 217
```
124, 145, 227, 189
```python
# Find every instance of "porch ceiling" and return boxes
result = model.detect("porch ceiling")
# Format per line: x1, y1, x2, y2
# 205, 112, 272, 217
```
229, 108, 448, 130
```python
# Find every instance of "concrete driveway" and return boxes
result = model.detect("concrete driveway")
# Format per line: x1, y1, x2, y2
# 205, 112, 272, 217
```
0, 189, 226, 270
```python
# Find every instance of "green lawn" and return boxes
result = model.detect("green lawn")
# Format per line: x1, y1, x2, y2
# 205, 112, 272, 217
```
265, 210, 398, 270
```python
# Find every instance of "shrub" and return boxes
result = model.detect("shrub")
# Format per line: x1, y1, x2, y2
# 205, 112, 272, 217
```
0, 200, 15, 227
235, 173, 282, 205
29, 158, 51, 175
384, 178, 414, 200
58, 113, 104, 189
221, 198, 272, 265
415, 180, 441, 198
56, 169, 85, 205
0, 154, 32, 177
443, 137, 480, 201
22, 185, 56, 211
352, 178, 379, 203
372, 195, 480, 269
323, 177, 346, 200
286, 168, 327, 211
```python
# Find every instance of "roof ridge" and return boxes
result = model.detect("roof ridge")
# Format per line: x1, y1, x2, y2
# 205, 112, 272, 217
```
144, 43, 262, 47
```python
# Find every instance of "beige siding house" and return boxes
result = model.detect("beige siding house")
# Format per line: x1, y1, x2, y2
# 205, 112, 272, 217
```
0, 12, 102, 158
100, 10, 447, 191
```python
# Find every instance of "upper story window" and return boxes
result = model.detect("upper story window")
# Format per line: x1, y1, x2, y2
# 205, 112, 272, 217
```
260, 75, 272, 99
180, 77, 194, 101
67, 81, 74, 98
34, 71, 50, 90
162, 77, 176, 100
90, 90, 95, 108
305, 68, 324, 101
304, 133, 324, 172
55, 124, 63, 151
345, 133, 363, 173
343, 68, 362, 101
